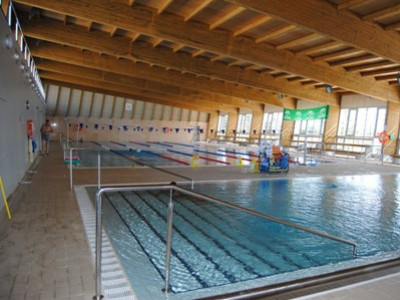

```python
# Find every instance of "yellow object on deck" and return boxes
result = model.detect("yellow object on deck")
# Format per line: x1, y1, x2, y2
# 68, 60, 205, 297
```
0, 176, 12, 220
236, 156, 243, 167
249, 158, 259, 173
192, 153, 200, 167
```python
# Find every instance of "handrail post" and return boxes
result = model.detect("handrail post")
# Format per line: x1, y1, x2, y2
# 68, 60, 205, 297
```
164, 187, 174, 293
69, 148, 73, 190
97, 150, 101, 191
94, 190, 104, 300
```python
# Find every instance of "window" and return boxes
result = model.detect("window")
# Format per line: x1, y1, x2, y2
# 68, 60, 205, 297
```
291, 119, 326, 148
236, 112, 252, 141
261, 112, 283, 142
217, 113, 228, 136
336, 107, 387, 155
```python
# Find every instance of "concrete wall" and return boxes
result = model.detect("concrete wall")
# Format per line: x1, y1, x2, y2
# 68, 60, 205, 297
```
0, 14, 46, 202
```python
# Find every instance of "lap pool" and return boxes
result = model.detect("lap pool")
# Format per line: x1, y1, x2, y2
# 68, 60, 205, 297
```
81, 174, 400, 299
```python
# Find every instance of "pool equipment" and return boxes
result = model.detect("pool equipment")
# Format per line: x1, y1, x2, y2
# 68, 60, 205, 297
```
259, 143, 289, 173
64, 155, 80, 166
236, 156, 243, 167
192, 153, 200, 167
249, 158, 259, 173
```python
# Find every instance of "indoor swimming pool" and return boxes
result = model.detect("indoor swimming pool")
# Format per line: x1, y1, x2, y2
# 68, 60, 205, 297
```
82, 173, 400, 299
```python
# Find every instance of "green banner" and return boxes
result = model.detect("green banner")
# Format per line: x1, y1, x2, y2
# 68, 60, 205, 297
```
283, 105, 330, 121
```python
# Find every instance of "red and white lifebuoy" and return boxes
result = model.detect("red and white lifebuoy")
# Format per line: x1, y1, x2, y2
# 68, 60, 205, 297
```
378, 131, 389, 145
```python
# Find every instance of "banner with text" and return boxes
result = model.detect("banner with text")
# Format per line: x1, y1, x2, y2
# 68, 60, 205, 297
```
283, 105, 329, 121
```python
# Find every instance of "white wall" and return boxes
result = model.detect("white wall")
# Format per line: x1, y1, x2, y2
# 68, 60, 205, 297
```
0, 15, 46, 201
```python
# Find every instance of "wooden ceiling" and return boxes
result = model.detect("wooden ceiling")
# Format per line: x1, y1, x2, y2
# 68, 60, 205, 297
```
12, 0, 400, 114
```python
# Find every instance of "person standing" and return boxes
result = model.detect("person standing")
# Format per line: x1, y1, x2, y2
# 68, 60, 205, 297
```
40, 119, 54, 155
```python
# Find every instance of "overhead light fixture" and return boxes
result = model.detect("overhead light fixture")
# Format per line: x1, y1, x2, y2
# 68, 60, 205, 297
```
325, 84, 333, 94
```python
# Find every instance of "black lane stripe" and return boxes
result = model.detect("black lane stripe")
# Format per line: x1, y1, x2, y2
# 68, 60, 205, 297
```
144, 191, 264, 277
149, 192, 281, 277
102, 193, 170, 290
129, 191, 239, 283
171, 192, 307, 270
115, 192, 209, 289
149, 191, 282, 272
186, 195, 323, 266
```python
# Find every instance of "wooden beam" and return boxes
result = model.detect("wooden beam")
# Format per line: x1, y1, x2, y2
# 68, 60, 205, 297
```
31, 42, 337, 106
110, 27, 118, 37
192, 49, 205, 57
152, 38, 163, 48
312, 48, 364, 62
1, 0, 11, 16
172, 44, 185, 52
275, 33, 319, 50
345, 60, 396, 72
23, 19, 340, 105
40, 72, 215, 113
222, 0, 400, 64
328, 54, 378, 67
294, 40, 341, 56
233, 15, 271, 36
255, 24, 296, 43
384, 21, 400, 31
361, 67, 400, 77
128, 0, 134, 7
184, 0, 213, 22
209, 6, 245, 30
16, 2, 398, 101
87, 21, 92, 32
362, 3, 400, 21
36, 59, 262, 111
336, 0, 365, 10
158, 0, 173, 14
375, 74, 396, 81
131, 32, 140, 43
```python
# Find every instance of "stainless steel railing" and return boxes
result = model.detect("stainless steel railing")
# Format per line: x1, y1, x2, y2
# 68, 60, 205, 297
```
93, 183, 358, 298
93, 142, 195, 188
69, 147, 103, 190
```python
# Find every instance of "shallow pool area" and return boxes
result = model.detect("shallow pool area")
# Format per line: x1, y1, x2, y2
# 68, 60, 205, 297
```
79, 173, 400, 299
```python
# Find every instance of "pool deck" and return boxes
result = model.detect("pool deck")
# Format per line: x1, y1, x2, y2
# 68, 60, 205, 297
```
0, 142, 399, 299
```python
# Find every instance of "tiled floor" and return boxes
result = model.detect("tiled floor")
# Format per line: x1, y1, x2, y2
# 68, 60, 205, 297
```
0, 142, 400, 299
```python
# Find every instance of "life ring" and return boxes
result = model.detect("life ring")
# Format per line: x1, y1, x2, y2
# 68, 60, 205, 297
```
378, 131, 389, 144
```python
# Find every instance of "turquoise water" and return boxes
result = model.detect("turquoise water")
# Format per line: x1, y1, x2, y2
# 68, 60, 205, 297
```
89, 174, 400, 295
76, 149, 185, 167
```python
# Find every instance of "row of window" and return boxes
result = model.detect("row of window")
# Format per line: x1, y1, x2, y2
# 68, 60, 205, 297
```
215, 107, 400, 155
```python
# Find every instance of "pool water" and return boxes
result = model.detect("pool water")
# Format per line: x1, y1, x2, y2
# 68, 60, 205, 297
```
77, 149, 185, 167
88, 174, 400, 296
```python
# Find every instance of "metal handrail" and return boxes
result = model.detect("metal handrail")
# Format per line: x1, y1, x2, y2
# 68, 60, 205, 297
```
93, 183, 358, 298
92, 141, 195, 189
69, 147, 104, 190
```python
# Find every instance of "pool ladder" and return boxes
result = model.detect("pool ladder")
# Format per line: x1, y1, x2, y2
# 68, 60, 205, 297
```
92, 183, 357, 299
